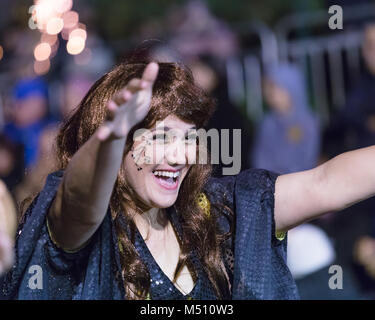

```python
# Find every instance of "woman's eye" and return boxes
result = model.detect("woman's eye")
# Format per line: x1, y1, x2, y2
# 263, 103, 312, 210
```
153, 133, 167, 142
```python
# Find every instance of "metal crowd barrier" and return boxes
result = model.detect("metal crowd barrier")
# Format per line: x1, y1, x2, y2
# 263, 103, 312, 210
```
227, 3, 375, 126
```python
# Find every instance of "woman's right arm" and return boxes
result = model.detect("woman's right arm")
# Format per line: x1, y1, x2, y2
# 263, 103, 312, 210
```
47, 62, 159, 251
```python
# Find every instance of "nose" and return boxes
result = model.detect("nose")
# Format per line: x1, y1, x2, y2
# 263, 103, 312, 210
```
165, 139, 186, 165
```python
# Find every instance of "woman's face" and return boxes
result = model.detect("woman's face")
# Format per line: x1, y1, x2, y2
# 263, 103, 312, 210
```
263, 79, 292, 114
123, 114, 198, 209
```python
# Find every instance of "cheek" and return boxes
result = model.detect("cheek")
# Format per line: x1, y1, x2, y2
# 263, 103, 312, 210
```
124, 163, 151, 195
123, 153, 143, 186
186, 144, 197, 164
123, 156, 135, 182
124, 151, 155, 190
144, 143, 165, 164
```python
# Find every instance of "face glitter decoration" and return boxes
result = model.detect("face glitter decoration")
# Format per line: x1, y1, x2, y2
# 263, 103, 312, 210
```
123, 115, 196, 210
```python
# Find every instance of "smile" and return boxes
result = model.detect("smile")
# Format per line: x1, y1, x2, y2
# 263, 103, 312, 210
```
152, 170, 181, 190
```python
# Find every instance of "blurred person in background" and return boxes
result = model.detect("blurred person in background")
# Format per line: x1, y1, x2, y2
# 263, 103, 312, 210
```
14, 124, 59, 206
324, 23, 375, 157
167, 0, 238, 62
189, 57, 252, 175
0, 134, 24, 194
250, 63, 363, 299
323, 23, 375, 295
58, 34, 114, 120
0, 179, 17, 277
251, 63, 320, 174
59, 75, 93, 120
3, 77, 55, 169
353, 235, 375, 297
156, 1, 245, 173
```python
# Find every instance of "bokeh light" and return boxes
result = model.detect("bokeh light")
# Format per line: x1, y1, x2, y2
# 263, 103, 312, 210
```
55, 0, 73, 14
33, 0, 55, 30
34, 42, 51, 61
67, 37, 85, 55
62, 11, 79, 29
46, 17, 64, 35
69, 28, 87, 41
29, 0, 87, 74
0, 45, 3, 61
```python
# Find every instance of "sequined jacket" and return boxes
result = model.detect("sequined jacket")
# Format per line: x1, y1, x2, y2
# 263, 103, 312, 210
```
0, 168, 299, 299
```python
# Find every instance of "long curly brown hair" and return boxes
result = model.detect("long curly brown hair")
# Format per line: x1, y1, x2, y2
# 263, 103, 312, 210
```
55, 60, 231, 299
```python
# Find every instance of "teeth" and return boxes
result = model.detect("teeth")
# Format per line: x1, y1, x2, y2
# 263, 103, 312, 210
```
153, 170, 180, 178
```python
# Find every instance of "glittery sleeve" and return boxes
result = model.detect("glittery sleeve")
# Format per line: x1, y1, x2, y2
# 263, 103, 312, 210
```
204, 168, 299, 300
1, 170, 124, 300
46, 214, 92, 254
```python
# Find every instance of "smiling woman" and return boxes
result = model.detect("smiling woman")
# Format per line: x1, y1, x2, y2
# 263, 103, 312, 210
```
124, 115, 198, 204
1, 59, 299, 300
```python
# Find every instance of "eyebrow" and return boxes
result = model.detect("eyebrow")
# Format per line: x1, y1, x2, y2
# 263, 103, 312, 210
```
151, 126, 197, 134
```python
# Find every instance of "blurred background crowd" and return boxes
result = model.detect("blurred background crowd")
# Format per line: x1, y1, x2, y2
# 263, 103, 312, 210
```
1, 0, 375, 299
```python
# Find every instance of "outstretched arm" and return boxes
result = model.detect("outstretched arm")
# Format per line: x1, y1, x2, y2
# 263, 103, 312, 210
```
274, 145, 375, 232
48, 62, 159, 251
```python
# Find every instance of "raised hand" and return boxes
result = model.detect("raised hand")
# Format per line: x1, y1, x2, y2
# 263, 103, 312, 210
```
97, 62, 159, 141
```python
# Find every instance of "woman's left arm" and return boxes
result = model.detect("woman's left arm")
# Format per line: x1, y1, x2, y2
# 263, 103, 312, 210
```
274, 145, 375, 232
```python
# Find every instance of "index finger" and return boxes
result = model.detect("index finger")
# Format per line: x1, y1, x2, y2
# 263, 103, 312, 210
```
141, 62, 159, 86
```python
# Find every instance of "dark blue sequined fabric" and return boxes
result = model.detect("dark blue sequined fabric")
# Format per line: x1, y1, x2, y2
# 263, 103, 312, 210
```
204, 169, 299, 299
131, 208, 217, 300
0, 169, 299, 300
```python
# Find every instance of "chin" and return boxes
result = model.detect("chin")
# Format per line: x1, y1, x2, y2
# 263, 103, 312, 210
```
150, 195, 178, 208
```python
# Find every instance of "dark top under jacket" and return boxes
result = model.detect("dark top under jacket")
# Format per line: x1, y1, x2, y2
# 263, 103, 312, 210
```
1, 169, 299, 300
